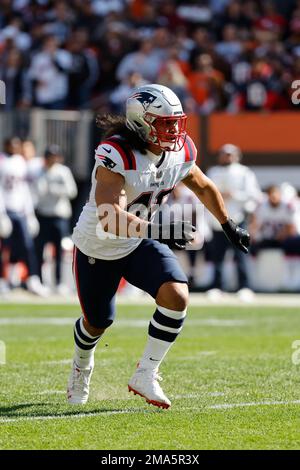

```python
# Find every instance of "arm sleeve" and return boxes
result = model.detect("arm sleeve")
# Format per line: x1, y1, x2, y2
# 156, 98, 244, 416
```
63, 167, 78, 200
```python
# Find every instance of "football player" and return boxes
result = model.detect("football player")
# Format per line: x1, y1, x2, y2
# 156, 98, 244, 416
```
0, 137, 49, 297
67, 84, 250, 408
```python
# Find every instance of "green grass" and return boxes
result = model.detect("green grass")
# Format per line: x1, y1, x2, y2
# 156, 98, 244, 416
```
0, 303, 300, 450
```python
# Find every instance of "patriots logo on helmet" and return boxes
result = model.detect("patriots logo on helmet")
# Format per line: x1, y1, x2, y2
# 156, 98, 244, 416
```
98, 155, 116, 169
131, 92, 161, 111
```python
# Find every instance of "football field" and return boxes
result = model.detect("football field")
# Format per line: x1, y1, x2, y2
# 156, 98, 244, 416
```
0, 301, 300, 450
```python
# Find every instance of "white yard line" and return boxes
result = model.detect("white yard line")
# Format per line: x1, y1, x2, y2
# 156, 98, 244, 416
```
1, 399, 300, 424
0, 318, 74, 325
0, 292, 300, 307
0, 317, 251, 327
40, 360, 72, 365
30, 390, 66, 395
174, 392, 226, 399
208, 400, 300, 410
175, 351, 218, 361
0, 409, 149, 424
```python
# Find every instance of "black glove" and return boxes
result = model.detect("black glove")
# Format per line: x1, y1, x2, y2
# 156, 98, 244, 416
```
221, 218, 250, 254
147, 220, 196, 250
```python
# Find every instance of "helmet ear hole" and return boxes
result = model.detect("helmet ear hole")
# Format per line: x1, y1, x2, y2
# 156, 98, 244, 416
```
134, 121, 143, 127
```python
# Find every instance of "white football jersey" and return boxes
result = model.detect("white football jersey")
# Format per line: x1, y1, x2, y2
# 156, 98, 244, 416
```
255, 200, 296, 240
206, 162, 262, 230
73, 134, 197, 260
0, 154, 34, 215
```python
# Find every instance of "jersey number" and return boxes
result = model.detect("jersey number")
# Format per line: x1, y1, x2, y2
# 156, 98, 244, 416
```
127, 188, 174, 219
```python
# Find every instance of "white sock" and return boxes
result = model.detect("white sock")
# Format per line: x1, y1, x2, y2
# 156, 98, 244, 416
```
73, 317, 102, 368
138, 305, 187, 371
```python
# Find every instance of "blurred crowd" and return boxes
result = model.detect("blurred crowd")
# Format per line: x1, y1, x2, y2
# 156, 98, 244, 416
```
0, 137, 77, 296
1, 137, 300, 298
162, 143, 300, 299
0, 0, 300, 113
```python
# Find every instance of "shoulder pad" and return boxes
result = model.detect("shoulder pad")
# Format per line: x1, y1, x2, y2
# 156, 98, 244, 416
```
96, 137, 136, 171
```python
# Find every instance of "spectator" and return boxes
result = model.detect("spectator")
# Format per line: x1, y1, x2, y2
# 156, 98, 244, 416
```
210, 0, 232, 15
0, 15, 31, 51
129, 3, 163, 36
116, 39, 164, 83
91, 0, 126, 17
66, 28, 99, 108
0, 137, 48, 296
35, 145, 77, 292
176, 1, 212, 25
174, 25, 195, 61
151, 27, 172, 61
214, 0, 252, 38
0, 185, 12, 296
188, 53, 225, 113
109, 71, 148, 114
22, 139, 44, 207
254, 0, 287, 38
43, 0, 75, 44
188, 27, 213, 69
0, 48, 27, 109
96, 28, 129, 93
27, 35, 72, 109
206, 143, 262, 301
215, 24, 243, 64
233, 58, 288, 111
0, 0, 299, 111
157, 45, 192, 108
287, 7, 300, 56
158, 0, 187, 30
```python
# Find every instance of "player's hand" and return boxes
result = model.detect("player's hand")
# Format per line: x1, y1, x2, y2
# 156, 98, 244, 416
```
147, 220, 196, 250
221, 218, 250, 254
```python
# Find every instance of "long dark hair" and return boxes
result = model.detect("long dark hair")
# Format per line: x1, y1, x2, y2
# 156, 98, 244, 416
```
96, 113, 148, 154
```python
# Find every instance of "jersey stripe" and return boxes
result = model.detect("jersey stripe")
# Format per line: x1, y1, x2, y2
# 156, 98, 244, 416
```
112, 137, 137, 171
73, 247, 88, 323
100, 139, 131, 170
104, 137, 137, 170
184, 135, 197, 162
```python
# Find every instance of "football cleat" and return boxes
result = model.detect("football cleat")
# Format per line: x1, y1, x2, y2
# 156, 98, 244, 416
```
237, 288, 255, 303
128, 367, 171, 409
67, 361, 93, 405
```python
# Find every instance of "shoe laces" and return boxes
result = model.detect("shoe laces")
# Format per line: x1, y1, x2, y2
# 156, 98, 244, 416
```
153, 371, 163, 382
71, 365, 91, 392
139, 369, 164, 393
151, 371, 167, 398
